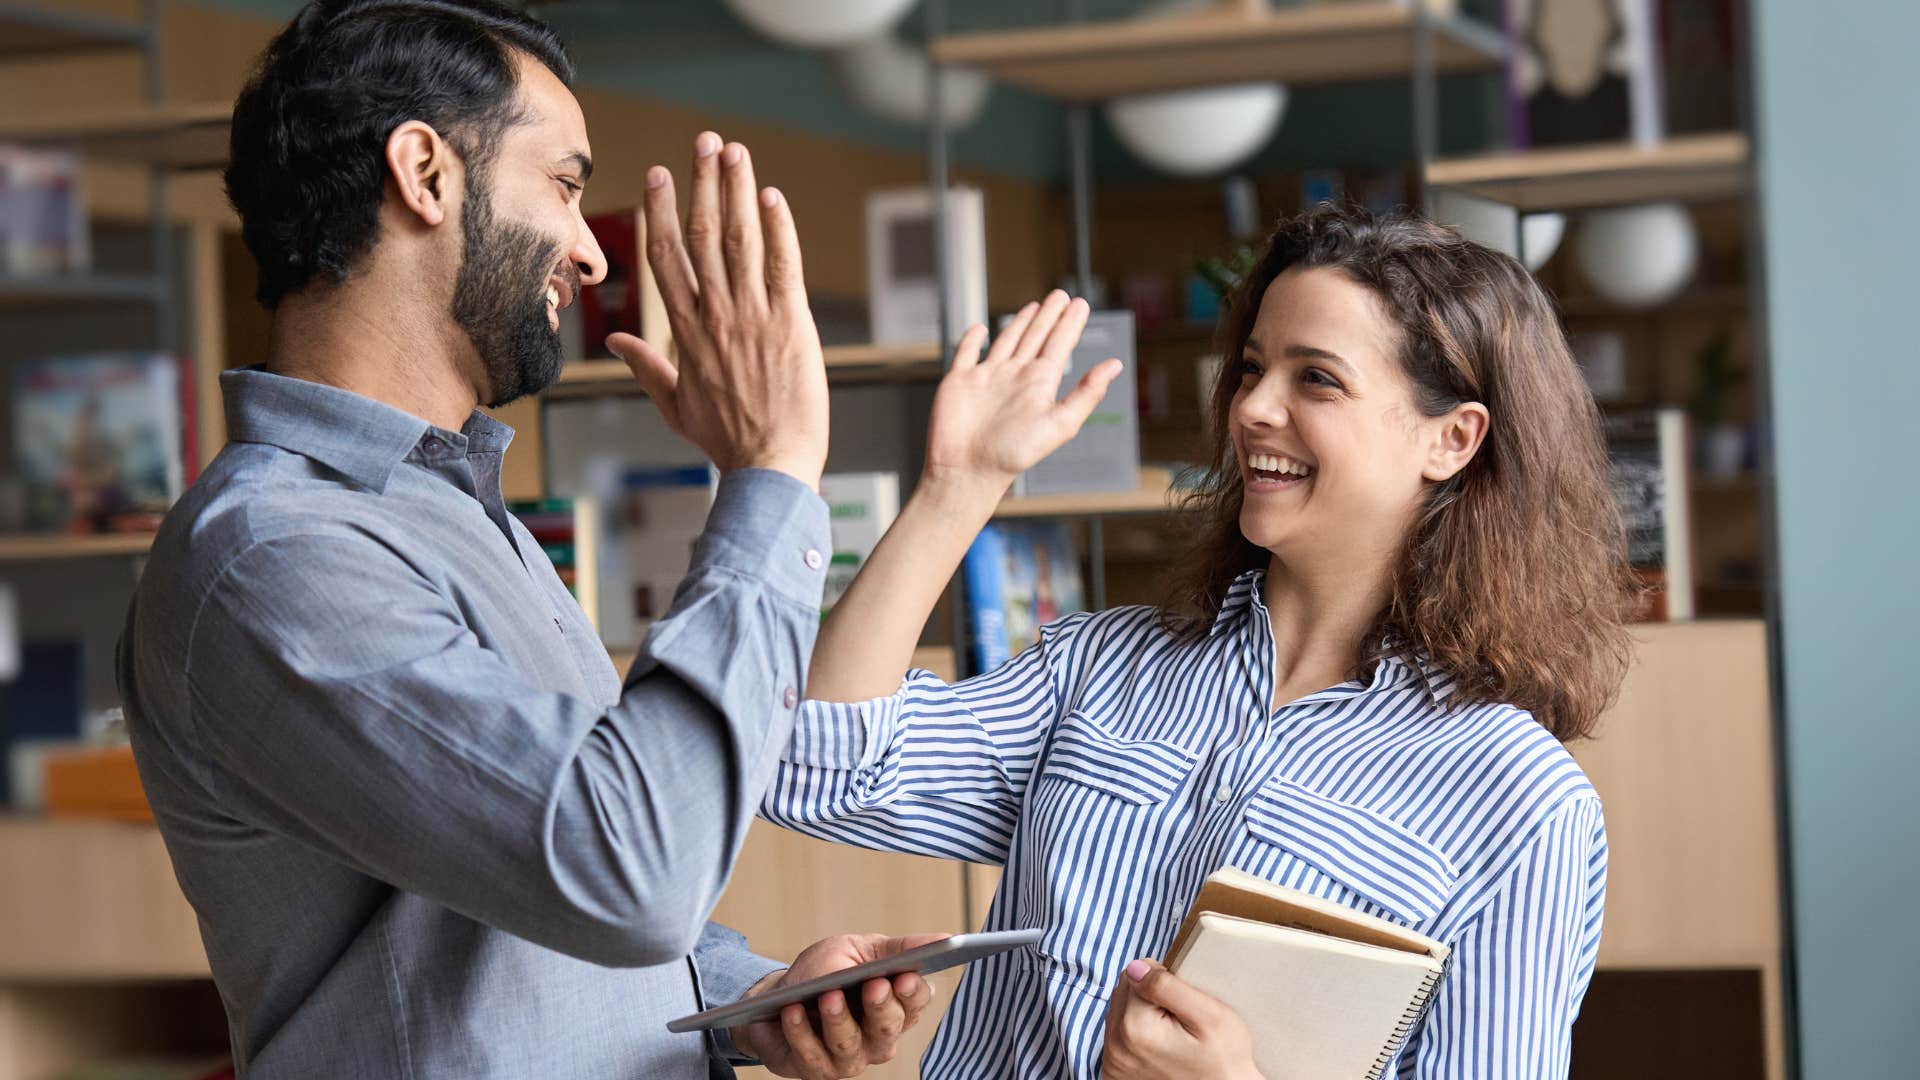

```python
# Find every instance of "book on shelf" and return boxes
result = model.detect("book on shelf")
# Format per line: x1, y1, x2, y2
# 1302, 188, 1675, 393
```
961, 520, 1086, 673
507, 496, 601, 634
1605, 407, 1693, 620
0, 144, 88, 276
819, 471, 900, 617
10, 352, 190, 534
557, 208, 644, 360
603, 465, 719, 651
1164, 867, 1452, 1080
1008, 309, 1140, 498
866, 185, 987, 346
1505, 0, 1665, 148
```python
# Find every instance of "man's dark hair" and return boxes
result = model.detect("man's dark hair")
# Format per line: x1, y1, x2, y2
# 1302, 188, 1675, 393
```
225, 0, 574, 309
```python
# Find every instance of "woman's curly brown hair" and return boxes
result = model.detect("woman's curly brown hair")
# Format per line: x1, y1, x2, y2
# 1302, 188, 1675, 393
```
1161, 206, 1637, 742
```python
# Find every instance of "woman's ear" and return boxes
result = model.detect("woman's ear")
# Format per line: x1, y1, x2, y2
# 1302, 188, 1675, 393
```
385, 120, 454, 228
1421, 401, 1490, 483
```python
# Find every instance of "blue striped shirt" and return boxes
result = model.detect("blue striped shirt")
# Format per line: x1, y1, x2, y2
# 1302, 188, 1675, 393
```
765, 570, 1607, 1078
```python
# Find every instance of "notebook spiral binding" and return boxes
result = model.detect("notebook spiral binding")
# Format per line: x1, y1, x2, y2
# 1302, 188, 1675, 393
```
1364, 951, 1454, 1080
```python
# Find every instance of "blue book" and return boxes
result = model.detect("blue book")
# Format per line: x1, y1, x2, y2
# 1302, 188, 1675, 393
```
962, 524, 1010, 674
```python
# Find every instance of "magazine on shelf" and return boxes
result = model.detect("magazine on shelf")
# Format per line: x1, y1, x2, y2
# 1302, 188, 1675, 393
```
961, 520, 1086, 673
1505, 0, 1665, 148
1605, 407, 1693, 621
0, 146, 88, 276
819, 472, 900, 617
1007, 309, 1140, 498
604, 465, 719, 650
11, 352, 187, 533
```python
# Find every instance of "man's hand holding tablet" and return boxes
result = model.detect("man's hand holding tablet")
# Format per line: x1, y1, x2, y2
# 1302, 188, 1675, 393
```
673, 930, 1045, 1078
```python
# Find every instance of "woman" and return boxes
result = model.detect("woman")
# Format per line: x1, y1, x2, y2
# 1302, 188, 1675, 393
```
764, 207, 1633, 1078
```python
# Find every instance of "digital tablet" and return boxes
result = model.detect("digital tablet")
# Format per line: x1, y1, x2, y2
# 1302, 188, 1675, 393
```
665, 928, 1043, 1034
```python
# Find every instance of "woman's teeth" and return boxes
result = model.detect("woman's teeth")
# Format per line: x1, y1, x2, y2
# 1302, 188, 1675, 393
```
1248, 452, 1312, 478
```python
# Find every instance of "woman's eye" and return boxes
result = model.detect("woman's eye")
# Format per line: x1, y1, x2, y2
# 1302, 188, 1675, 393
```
1237, 359, 1263, 381
1304, 368, 1340, 388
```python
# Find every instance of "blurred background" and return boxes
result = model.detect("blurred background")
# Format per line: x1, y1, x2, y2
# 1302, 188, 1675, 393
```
0, 1, 1911, 1077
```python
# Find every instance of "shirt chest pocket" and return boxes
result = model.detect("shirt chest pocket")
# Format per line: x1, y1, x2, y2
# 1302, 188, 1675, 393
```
1019, 712, 1198, 985
1233, 778, 1459, 927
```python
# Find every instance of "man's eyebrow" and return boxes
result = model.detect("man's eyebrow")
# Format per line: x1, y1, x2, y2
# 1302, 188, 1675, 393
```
556, 151, 593, 183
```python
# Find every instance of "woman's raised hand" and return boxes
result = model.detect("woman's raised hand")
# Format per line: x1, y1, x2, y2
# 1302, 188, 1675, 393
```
922, 290, 1123, 496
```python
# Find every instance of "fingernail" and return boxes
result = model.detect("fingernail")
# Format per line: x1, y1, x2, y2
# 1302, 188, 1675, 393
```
1124, 959, 1150, 982
722, 142, 743, 166
646, 166, 666, 189
824, 996, 844, 1016
761, 187, 780, 208
696, 132, 721, 157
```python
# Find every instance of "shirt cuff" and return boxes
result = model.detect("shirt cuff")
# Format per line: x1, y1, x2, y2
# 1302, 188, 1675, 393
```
693, 468, 832, 613
692, 922, 788, 1066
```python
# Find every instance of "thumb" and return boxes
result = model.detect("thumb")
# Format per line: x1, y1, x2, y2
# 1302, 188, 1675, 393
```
606, 332, 680, 427
869, 932, 953, 960
1055, 358, 1122, 428
1124, 959, 1226, 1032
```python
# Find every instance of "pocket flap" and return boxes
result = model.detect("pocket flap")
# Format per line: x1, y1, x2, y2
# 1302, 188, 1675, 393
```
1243, 779, 1458, 923
1041, 712, 1196, 805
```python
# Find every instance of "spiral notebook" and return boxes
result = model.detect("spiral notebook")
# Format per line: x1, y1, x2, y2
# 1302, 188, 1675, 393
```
1165, 867, 1452, 1080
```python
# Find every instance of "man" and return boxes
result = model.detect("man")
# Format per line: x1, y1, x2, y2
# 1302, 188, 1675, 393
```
118, 2, 935, 1076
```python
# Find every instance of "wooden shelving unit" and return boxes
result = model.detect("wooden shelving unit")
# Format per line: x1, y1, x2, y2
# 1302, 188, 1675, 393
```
0, 3, 147, 60
931, 1, 1504, 101
995, 466, 1178, 519
553, 341, 945, 392
0, 272, 167, 309
1425, 133, 1751, 212
0, 102, 232, 170
0, 818, 208, 980
0, 532, 154, 562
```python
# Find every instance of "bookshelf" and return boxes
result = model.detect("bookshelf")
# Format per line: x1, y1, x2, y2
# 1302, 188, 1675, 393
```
0, 102, 232, 170
0, 2, 147, 60
994, 466, 1178, 519
552, 341, 946, 392
1424, 133, 1752, 212
930, 1, 1504, 101
0, 271, 167, 308
0, 532, 154, 562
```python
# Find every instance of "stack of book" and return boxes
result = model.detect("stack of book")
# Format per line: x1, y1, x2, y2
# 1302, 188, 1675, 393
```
507, 497, 601, 632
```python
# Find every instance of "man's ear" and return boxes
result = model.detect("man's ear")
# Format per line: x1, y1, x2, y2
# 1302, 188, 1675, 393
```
385, 120, 455, 228
1420, 400, 1490, 483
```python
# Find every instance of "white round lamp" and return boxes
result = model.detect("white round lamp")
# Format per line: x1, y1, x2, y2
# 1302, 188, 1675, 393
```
831, 32, 992, 128
721, 0, 918, 50
1107, 83, 1287, 176
1521, 212, 1566, 272
1574, 202, 1699, 308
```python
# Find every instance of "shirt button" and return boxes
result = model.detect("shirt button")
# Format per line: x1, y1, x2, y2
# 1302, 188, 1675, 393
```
804, 549, 824, 571
783, 687, 798, 709
1214, 784, 1234, 805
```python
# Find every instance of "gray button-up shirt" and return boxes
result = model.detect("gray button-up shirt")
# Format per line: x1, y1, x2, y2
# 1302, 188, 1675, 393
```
118, 369, 830, 1078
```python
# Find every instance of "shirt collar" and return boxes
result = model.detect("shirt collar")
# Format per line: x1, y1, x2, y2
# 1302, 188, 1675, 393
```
1208, 568, 1266, 637
1210, 567, 1423, 692
221, 367, 515, 492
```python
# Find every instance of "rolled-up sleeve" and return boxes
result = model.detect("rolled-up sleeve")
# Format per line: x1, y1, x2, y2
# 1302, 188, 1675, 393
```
760, 612, 1089, 865
180, 468, 829, 969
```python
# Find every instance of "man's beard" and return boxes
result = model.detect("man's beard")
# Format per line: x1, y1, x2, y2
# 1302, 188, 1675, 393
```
451, 172, 568, 409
